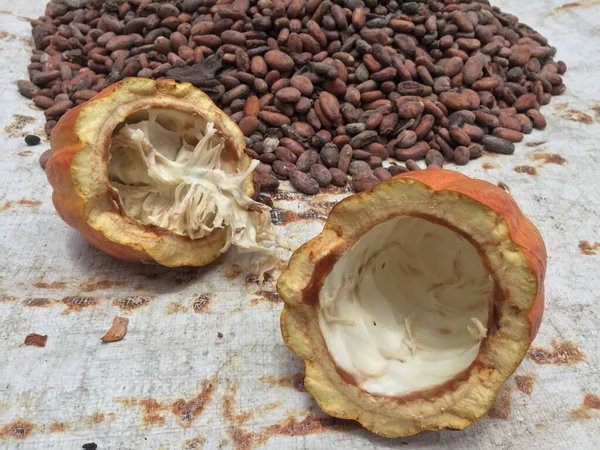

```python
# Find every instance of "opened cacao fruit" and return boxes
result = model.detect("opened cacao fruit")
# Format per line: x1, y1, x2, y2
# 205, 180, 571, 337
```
278, 170, 546, 437
46, 78, 277, 268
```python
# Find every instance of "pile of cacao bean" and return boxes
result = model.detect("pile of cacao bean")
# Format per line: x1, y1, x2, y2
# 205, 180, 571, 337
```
19, 0, 566, 195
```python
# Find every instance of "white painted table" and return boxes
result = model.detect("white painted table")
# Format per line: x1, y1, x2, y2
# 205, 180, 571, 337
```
0, 1, 599, 449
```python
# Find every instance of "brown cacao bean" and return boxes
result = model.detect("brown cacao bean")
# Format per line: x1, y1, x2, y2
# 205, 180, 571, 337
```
493, 127, 524, 143
290, 171, 319, 195
310, 164, 333, 187
482, 135, 515, 154
454, 146, 470, 165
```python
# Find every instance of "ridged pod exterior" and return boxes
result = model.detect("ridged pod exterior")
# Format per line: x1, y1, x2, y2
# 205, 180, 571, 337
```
278, 170, 546, 437
46, 78, 251, 266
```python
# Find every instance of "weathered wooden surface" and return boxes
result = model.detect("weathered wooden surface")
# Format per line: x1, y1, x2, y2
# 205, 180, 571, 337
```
0, 1, 599, 449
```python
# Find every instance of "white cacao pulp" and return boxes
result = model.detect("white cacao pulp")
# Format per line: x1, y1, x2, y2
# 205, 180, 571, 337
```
319, 216, 493, 397
108, 109, 278, 272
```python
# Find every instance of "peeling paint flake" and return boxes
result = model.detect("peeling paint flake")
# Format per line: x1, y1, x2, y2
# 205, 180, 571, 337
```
101, 316, 129, 342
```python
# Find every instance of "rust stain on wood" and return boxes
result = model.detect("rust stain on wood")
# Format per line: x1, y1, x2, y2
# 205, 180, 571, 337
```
24, 333, 47, 347
579, 240, 600, 255
173, 268, 205, 285
171, 379, 216, 428
223, 382, 285, 429
0, 295, 18, 303
0, 10, 32, 21
46, 411, 110, 433
23, 297, 54, 307
0, 31, 30, 43
115, 378, 216, 428
17, 199, 42, 207
192, 294, 212, 313
554, 0, 600, 12
61, 296, 99, 314
514, 375, 535, 395
225, 264, 243, 280
525, 140, 547, 147
183, 436, 206, 449
488, 387, 512, 420
230, 428, 256, 450
562, 109, 593, 124
246, 272, 274, 286
166, 294, 213, 314
482, 163, 498, 170
584, 394, 600, 409
531, 153, 568, 165
113, 295, 155, 310
528, 340, 585, 365
33, 280, 67, 289
0, 420, 34, 439
229, 413, 358, 450
570, 394, 600, 419
514, 165, 538, 175
223, 383, 254, 425
259, 374, 306, 392
48, 422, 65, 432
1, 199, 42, 212
167, 302, 185, 315
3, 114, 36, 138
90, 412, 105, 424
259, 291, 282, 304
80, 278, 128, 292
556, 2, 582, 9
138, 399, 167, 426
